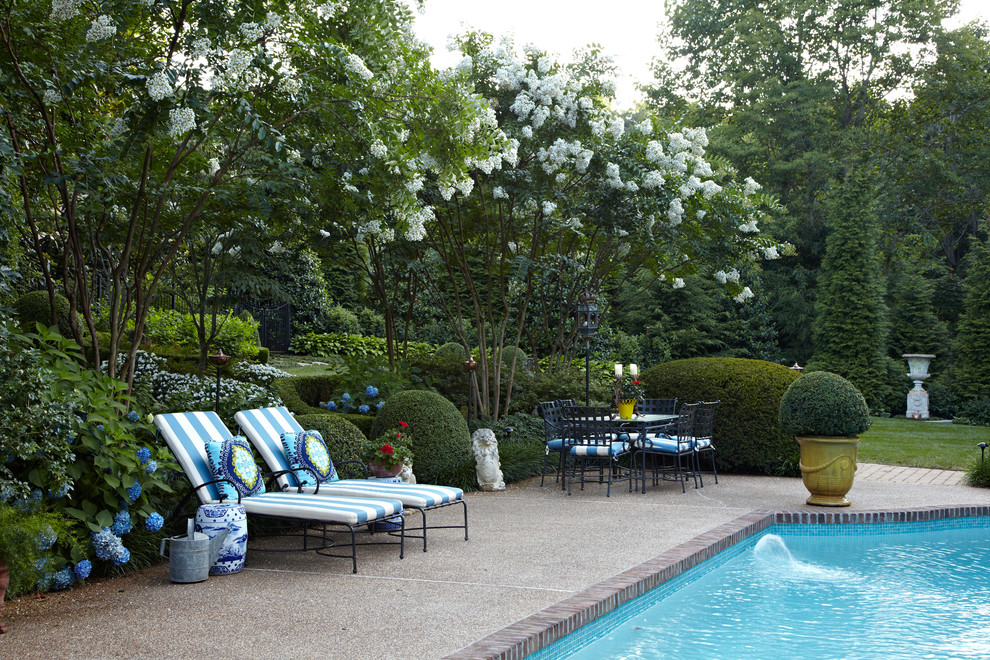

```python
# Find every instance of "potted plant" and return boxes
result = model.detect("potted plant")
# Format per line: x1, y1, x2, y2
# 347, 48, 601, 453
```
362, 422, 414, 479
778, 371, 871, 506
615, 374, 645, 419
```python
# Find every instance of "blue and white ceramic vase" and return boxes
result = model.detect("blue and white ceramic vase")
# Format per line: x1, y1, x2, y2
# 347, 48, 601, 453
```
195, 503, 248, 575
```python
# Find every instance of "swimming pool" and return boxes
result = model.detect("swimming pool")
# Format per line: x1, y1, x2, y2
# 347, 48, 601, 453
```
531, 516, 990, 659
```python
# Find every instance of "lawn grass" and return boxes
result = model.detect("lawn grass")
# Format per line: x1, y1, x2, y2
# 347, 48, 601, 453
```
857, 417, 990, 471
270, 353, 345, 377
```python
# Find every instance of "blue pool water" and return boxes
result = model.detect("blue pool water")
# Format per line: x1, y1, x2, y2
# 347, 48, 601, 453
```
532, 518, 990, 659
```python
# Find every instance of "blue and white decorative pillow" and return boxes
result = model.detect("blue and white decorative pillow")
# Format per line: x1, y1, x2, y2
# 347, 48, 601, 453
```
205, 436, 266, 500
280, 430, 337, 485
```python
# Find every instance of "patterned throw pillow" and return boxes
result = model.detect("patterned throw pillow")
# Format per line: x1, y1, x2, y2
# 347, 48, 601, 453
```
205, 436, 266, 499
280, 430, 337, 485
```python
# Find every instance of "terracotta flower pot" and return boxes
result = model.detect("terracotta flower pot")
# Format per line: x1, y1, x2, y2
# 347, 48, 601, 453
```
369, 460, 402, 479
797, 435, 859, 506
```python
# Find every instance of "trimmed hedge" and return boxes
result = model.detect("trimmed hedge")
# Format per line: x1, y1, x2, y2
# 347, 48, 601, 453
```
17, 289, 81, 338
370, 389, 473, 489
271, 375, 337, 415
641, 357, 801, 476
294, 413, 368, 471
778, 371, 870, 437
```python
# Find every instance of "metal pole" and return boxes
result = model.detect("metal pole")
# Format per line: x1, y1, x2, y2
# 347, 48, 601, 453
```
585, 345, 591, 406
215, 365, 222, 414
467, 371, 472, 431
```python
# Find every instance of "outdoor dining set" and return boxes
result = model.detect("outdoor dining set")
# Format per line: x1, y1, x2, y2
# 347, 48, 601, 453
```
538, 398, 720, 496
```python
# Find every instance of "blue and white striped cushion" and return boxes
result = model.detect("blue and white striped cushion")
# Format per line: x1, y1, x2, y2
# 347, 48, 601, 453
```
638, 435, 692, 453
235, 407, 465, 508
570, 441, 630, 457
694, 437, 712, 449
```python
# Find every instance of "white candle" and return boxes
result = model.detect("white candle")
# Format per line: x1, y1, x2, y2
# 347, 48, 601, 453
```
630, 364, 638, 377
614, 363, 622, 378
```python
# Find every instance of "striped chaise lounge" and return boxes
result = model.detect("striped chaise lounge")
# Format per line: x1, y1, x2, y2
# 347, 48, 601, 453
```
235, 406, 468, 552
154, 411, 405, 573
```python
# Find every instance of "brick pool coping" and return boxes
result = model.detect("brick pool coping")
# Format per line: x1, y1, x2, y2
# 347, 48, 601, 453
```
445, 505, 990, 660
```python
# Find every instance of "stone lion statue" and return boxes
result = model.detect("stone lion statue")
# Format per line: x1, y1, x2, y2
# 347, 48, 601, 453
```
398, 460, 416, 485
471, 428, 506, 491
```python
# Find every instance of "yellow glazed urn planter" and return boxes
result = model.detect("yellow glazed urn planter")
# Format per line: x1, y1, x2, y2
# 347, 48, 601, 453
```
796, 435, 859, 506
617, 399, 636, 420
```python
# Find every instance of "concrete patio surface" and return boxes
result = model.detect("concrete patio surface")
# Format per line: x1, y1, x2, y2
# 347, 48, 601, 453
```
1, 465, 986, 659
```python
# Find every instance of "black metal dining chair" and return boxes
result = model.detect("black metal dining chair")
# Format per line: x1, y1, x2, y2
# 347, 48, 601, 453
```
561, 405, 634, 497
692, 401, 720, 486
638, 398, 678, 415
538, 400, 566, 487
635, 402, 699, 493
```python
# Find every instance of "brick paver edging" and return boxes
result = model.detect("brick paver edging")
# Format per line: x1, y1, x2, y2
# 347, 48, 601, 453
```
444, 505, 990, 660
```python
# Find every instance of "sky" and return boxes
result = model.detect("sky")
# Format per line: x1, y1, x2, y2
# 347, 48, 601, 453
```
406, 0, 990, 109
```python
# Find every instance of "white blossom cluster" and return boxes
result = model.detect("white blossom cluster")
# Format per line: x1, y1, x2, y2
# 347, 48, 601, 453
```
762, 245, 780, 260
50, 0, 82, 21
744, 177, 762, 196
239, 22, 264, 42
672, 278, 685, 289
714, 269, 740, 284
345, 53, 374, 81
233, 362, 291, 387
738, 220, 759, 233
167, 107, 196, 140
733, 287, 754, 303
86, 15, 116, 42
146, 71, 173, 101
369, 140, 387, 159
42, 88, 61, 106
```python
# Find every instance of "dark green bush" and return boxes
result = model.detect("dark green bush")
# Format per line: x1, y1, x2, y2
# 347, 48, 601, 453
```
341, 413, 373, 437
955, 398, 990, 427
294, 413, 367, 467
370, 390, 473, 489
779, 370, 871, 437
926, 376, 956, 419
642, 357, 802, 475
256, 347, 270, 364
0, 505, 73, 598
325, 305, 362, 335
434, 341, 469, 361
17, 289, 81, 338
355, 308, 385, 337
271, 375, 338, 415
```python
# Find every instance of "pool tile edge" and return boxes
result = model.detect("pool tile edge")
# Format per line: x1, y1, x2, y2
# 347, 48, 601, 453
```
443, 505, 990, 660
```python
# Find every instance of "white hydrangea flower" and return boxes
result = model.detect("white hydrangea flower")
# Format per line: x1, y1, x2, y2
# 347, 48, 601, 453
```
455, 176, 474, 197
701, 180, 722, 199
744, 177, 762, 196
542, 201, 557, 215
668, 132, 691, 153
531, 105, 550, 129
240, 23, 263, 42
146, 71, 173, 101
589, 120, 605, 137
405, 175, 424, 193
50, 0, 82, 21
369, 140, 387, 159
42, 88, 61, 106
86, 15, 116, 42
537, 56, 552, 74
645, 140, 664, 162
345, 53, 374, 81
492, 186, 508, 200
643, 170, 664, 190
521, 125, 533, 139
672, 278, 685, 289
733, 286, 754, 303
167, 107, 196, 140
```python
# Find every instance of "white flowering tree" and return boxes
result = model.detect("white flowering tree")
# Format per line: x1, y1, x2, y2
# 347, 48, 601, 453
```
412, 35, 783, 419
0, 0, 488, 386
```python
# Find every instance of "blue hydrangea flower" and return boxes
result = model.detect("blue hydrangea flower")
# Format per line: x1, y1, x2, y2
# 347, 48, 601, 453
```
145, 512, 164, 532
91, 527, 126, 563
48, 483, 70, 499
136, 447, 152, 465
377, 400, 385, 410
37, 525, 57, 551
96, 424, 104, 432
14, 488, 43, 512
111, 510, 132, 536
358, 404, 370, 414
145, 460, 158, 475
113, 546, 130, 566
73, 560, 92, 580
52, 567, 75, 591
365, 386, 379, 398
126, 481, 142, 503
341, 392, 351, 402
126, 410, 140, 423
326, 400, 337, 411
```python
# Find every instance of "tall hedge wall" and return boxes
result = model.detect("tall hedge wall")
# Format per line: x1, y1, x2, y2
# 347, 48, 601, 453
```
641, 357, 801, 476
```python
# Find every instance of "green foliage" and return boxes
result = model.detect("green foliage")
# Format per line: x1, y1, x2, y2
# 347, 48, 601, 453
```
257, 347, 270, 364
965, 458, 990, 488
478, 413, 547, 483
953, 232, 990, 401
0, 505, 73, 598
434, 341, 469, 361
138, 308, 260, 359
16, 290, 80, 339
370, 390, 473, 489
272, 376, 338, 416
642, 357, 802, 475
265, 248, 334, 335
291, 332, 434, 360
926, 376, 957, 419
779, 371, 871, 437
811, 166, 887, 408
293, 414, 368, 466
954, 398, 990, 428
325, 305, 363, 335
355, 308, 385, 337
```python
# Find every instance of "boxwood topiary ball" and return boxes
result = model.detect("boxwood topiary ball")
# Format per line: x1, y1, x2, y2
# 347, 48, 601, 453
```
779, 371, 871, 437
370, 389, 472, 488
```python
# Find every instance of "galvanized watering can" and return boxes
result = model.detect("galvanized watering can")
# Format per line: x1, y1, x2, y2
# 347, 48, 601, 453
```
159, 518, 228, 583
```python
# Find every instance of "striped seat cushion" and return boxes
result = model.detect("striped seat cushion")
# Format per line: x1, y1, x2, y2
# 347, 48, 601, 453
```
570, 441, 630, 457
240, 492, 402, 525
638, 435, 692, 453
546, 438, 579, 451
293, 480, 463, 508
694, 437, 712, 449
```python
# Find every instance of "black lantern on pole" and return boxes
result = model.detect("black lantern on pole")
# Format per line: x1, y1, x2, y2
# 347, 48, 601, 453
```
464, 356, 478, 431
207, 349, 231, 414
575, 289, 600, 406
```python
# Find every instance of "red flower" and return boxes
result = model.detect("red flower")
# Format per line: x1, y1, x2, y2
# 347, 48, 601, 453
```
632, 380, 641, 385
398, 421, 409, 428
380, 444, 394, 455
